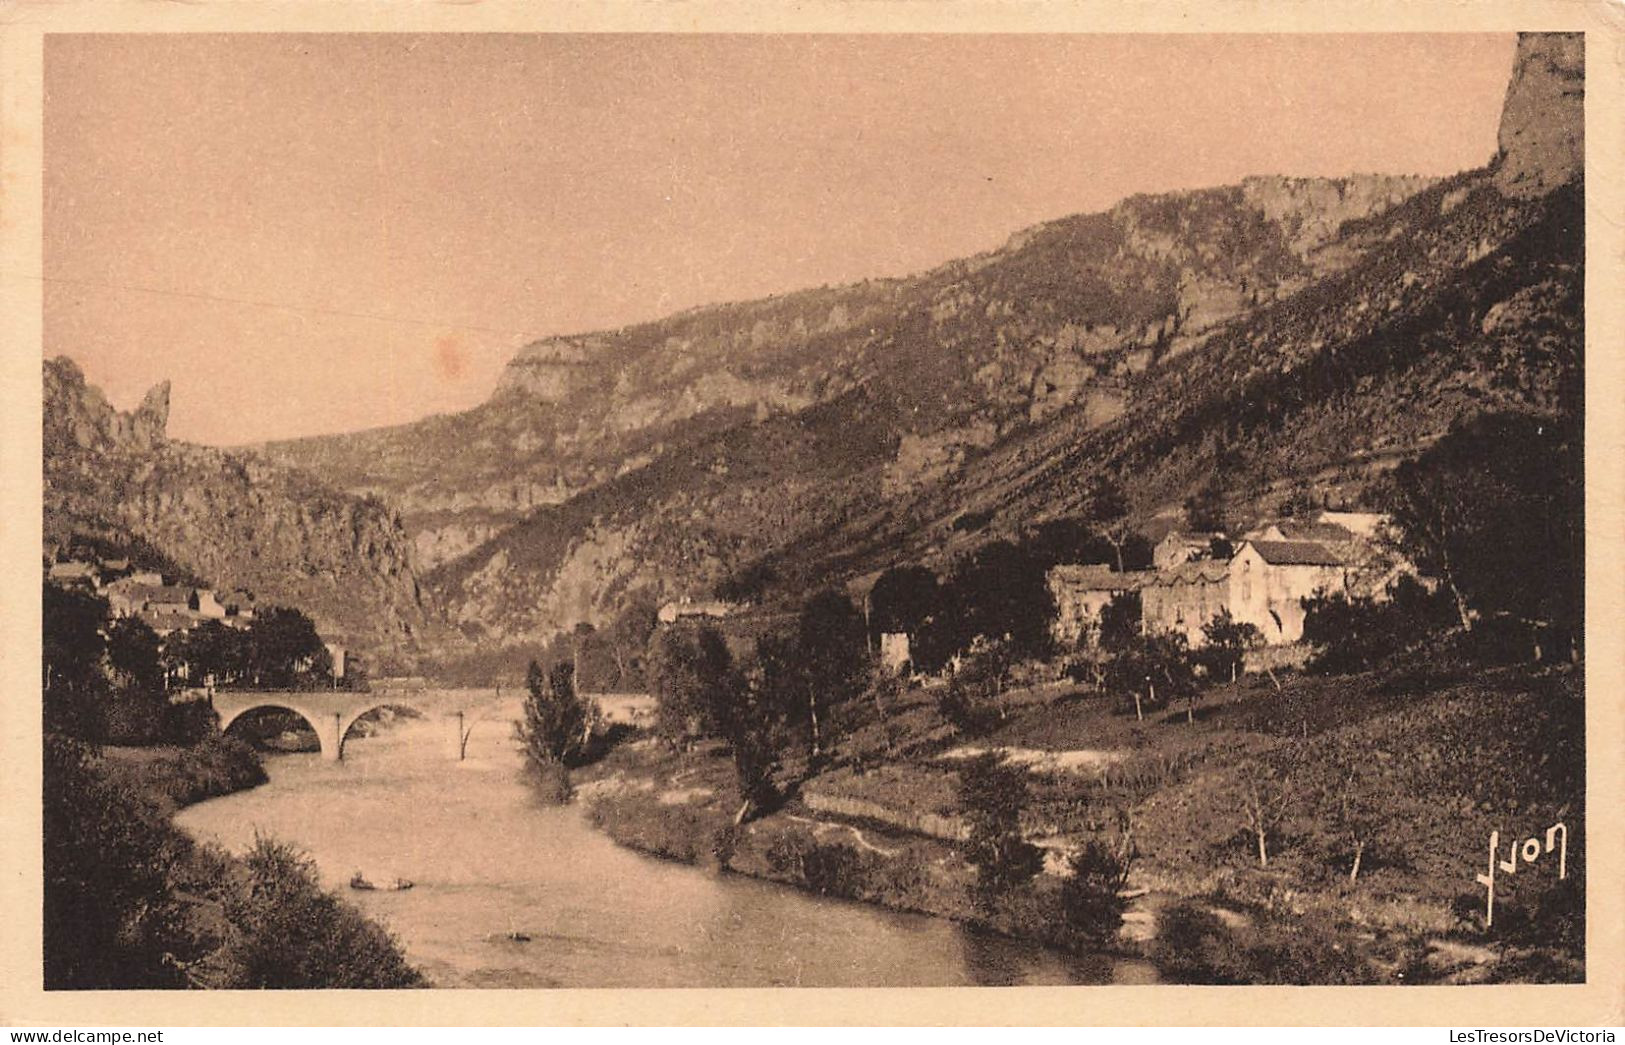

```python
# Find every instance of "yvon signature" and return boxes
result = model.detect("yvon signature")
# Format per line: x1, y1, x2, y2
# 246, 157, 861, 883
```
1474, 822, 1568, 928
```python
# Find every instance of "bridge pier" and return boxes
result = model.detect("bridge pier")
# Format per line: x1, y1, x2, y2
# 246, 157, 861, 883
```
320, 711, 344, 762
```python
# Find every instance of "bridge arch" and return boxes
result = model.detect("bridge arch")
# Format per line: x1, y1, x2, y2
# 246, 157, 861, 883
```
334, 701, 423, 761
218, 700, 336, 759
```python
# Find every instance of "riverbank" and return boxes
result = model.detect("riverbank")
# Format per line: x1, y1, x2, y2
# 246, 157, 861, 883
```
575, 660, 1584, 984
100, 733, 268, 812
48, 734, 423, 989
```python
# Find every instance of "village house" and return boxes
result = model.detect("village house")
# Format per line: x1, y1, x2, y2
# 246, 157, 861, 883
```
656, 597, 742, 624
1226, 539, 1352, 643
191, 588, 226, 619
1046, 564, 1152, 646
1139, 538, 1355, 646
1152, 530, 1227, 571
47, 560, 100, 588
138, 606, 196, 637
220, 590, 256, 622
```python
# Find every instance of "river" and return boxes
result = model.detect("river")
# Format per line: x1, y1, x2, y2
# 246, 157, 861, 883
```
176, 698, 1152, 988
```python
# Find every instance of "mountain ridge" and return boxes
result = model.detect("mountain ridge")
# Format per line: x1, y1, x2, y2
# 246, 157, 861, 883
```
84, 32, 1581, 669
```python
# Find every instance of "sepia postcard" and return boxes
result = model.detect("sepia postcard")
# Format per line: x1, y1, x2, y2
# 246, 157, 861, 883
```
1, 0, 1622, 1028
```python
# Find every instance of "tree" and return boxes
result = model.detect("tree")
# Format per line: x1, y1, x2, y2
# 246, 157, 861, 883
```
217, 835, 423, 988
246, 607, 331, 689
104, 617, 168, 744
794, 589, 869, 763
867, 564, 939, 639
1103, 632, 1193, 721
1081, 477, 1133, 572
1301, 575, 1453, 675
714, 651, 781, 822
1384, 411, 1582, 658
943, 541, 1054, 659
1184, 478, 1227, 534
169, 619, 250, 688
1320, 752, 1382, 884
1238, 762, 1294, 868
42, 584, 110, 742
605, 587, 660, 689
956, 753, 1044, 909
646, 623, 734, 747
1097, 590, 1142, 654
515, 658, 591, 787
1059, 814, 1137, 946
938, 636, 1014, 736
1197, 611, 1263, 685
43, 735, 194, 987
1021, 517, 1113, 570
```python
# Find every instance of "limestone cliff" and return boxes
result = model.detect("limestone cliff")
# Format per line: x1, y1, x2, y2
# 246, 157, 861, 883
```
1495, 32, 1583, 198
44, 357, 437, 662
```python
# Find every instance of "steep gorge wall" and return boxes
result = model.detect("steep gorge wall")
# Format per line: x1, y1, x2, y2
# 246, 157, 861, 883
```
45, 357, 436, 660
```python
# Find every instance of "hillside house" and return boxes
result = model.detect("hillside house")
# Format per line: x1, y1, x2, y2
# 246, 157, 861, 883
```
1047, 564, 1151, 646
220, 591, 256, 621
878, 631, 912, 673
1140, 560, 1236, 647
103, 576, 155, 617
1228, 540, 1351, 643
147, 586, 194, 611
1152, 530, 1226, 571
139, 607, 195, 637
1140, 538, 1357, 647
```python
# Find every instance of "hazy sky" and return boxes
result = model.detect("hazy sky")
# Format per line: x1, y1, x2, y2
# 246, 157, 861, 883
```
44, 33, 1517, 445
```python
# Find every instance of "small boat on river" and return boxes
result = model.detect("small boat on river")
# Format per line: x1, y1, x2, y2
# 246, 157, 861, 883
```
349, 871, 414, 891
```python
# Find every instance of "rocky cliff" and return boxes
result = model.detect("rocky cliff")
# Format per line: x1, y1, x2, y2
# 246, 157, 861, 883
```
268, 172, 1434, 578
44, 357, 436, 661
1495, 32, 1583, 199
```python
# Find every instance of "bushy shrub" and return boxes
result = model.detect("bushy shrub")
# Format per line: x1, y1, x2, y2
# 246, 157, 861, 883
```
764, 834, 873, 898
1058, 834, 1135, 947
1152, 902, 1252, 984
43, 735, 198, 989
1303, 575, 1453, 675
956, 753, 1043, 908
215, 835, 423, 989
163, 700, 221, 746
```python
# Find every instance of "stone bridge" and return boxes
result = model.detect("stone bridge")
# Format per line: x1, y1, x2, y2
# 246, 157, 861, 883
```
210, 686, 502, 762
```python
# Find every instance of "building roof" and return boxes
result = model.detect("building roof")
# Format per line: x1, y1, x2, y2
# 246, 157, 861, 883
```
1271, 520, 1357, 544
147, 585, 194, 605
220, 590, 256, 611
1158, 530, 1225, 547
48, 561, 98, 579
1143, 560, 1232, 587
139, 608, 195, 632
1047, 564, 1150, 592
1246, 540, 1350, 567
